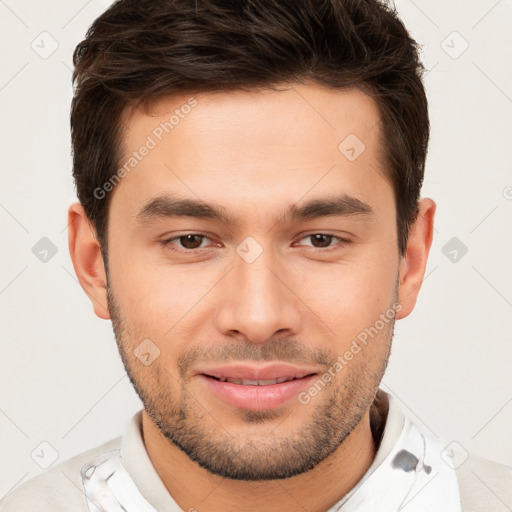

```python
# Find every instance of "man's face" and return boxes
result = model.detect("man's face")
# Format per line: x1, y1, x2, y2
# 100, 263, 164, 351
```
105, 84, 401, 480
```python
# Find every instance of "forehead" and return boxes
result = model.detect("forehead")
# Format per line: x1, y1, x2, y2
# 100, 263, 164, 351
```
111, 83, 390, 225
122, 83, 382, 153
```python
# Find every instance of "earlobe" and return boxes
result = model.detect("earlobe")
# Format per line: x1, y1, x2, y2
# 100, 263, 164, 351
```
67, 202, 111, 320
396, 198, 436, 320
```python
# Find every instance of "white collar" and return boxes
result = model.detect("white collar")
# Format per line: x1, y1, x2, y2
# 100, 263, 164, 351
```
328, 391, 462, 511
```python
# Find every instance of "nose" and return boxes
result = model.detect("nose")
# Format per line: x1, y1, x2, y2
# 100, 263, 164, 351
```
214, 248, 302, 345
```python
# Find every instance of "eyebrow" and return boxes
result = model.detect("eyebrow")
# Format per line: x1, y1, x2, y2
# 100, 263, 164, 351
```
135, 193, 374, 226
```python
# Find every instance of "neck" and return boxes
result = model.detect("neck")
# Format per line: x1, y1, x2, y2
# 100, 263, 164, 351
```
142, 409, 377, 512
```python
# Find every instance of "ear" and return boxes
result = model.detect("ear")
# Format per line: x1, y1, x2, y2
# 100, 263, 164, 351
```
67, 202, 110, 320
396, 198, 436, 320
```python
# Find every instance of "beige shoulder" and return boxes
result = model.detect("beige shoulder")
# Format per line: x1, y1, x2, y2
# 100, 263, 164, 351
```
0, 436, 121, 512
456, 455, 512, 511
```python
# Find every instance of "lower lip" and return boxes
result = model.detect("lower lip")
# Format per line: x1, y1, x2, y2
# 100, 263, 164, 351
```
198, 374, 317, 410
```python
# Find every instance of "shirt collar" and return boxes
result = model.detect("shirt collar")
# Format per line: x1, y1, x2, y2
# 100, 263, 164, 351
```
120, 410, 181, 511
328, 390, 462, 511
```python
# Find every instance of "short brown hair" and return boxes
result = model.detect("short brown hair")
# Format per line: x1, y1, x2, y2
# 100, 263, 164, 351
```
71, 0, 428, 257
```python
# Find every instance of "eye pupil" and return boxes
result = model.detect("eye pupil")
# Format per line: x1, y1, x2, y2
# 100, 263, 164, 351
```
311, 234, 332, 248
180, 235, 203, 249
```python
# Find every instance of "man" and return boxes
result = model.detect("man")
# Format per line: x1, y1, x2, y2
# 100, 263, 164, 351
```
1, 0, 510, 510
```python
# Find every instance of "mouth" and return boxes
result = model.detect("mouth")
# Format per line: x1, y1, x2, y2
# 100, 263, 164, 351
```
203, 374, 316, 386
197, 362, 319, 382
197, 366, 319, 410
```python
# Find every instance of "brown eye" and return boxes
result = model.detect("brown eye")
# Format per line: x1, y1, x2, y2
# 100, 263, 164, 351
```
178, 234, 205, 249
309, 234, 334, 248
160, 233, 213, 253
295, 233, 352, 252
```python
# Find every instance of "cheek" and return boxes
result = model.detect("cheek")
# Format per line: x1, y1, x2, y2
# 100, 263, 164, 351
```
108, 247, 222, 345
296, 251, 398, 339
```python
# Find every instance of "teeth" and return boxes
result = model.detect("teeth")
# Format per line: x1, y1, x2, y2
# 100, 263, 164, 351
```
220, 377, 295, 385
259, 379, 279, 385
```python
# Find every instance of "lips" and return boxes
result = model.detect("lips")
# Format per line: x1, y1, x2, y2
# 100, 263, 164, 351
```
195, 363, 319, 410
210, 376, 301, 385
198, 363, 318, 384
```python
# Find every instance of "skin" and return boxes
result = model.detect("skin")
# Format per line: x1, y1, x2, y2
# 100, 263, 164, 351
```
68, 83, 435, 511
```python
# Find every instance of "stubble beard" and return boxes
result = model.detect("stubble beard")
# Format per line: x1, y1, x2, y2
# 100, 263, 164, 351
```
106, 279, 395, 481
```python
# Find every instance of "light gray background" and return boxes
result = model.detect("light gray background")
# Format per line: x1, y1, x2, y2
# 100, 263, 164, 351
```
1, 0, 511, 500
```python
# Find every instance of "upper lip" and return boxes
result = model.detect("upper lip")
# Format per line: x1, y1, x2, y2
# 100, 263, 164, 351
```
197, 363, 318, 381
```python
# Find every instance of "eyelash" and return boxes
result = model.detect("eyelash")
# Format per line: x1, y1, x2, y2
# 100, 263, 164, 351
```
160, 232, 352, 254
